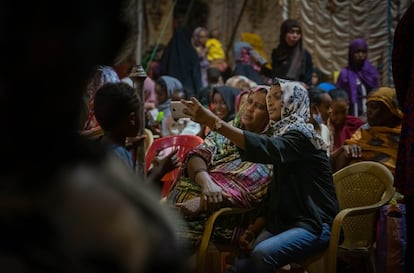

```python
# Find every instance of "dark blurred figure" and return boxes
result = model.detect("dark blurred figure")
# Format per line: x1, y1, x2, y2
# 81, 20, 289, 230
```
0, 1, 189, 273
160, 26, 202, 98
393, 3, 414, 273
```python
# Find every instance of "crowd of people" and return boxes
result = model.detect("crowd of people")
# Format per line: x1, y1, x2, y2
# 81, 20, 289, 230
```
1, 0, 413, 272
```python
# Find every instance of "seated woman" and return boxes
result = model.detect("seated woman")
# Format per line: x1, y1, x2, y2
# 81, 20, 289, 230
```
182, 78, 338, 272
168, 85, 272, 213
166, 86, 273, 245
332, 87, 403, 173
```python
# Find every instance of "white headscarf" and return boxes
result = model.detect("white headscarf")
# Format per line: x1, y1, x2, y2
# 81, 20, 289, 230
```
271, 78, 325, 150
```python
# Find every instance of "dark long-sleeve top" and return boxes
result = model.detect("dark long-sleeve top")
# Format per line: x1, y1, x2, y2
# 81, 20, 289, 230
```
261, 49, 313, 87
240, 130, 339, 235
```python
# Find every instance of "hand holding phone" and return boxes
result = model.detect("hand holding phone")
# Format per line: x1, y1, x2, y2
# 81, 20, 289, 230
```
170, 101, 193, 120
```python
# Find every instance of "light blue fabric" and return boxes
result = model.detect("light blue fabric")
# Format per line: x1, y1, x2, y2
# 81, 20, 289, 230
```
232, 223, 331, 273
111, 145, 134, 170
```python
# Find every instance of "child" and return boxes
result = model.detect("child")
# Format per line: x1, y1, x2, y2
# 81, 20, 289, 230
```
328, 88, 364, 159
94, 82, 179, 188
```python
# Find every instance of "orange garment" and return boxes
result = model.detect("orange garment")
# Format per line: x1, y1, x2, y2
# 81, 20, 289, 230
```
345, 124, 401, 174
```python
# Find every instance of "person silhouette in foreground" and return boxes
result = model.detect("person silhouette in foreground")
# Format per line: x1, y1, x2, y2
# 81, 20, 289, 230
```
0, 0, 189, 272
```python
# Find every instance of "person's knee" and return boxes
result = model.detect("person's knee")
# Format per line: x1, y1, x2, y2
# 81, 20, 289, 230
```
250, 248, 280, 271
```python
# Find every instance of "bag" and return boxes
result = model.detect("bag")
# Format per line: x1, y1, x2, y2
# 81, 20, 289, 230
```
376, 203, 407, 273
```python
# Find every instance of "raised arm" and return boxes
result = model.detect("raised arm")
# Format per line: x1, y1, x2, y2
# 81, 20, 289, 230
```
182, 98, 246, 149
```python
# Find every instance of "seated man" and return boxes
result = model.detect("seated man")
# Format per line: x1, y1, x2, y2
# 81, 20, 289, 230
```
332, 87, 403, 174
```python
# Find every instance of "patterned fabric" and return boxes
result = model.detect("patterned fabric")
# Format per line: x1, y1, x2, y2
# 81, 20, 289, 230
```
345, 124, 401, 174
167, 119, 273, 247
170, 120, 273, 208
271, 78, 325, 150
393, 3, 414, 196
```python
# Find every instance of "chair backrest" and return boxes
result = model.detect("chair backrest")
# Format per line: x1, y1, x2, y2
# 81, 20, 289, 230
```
145, 134, 203, 196
144, 128, 154, 153
333, 161, 395, 249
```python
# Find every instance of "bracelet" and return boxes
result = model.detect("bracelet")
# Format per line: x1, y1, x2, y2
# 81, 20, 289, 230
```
211, 117, 224, 131
193, 168, 208, 181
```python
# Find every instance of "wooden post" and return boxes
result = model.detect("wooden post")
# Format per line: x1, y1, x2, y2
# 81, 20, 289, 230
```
129, 64, 147, 179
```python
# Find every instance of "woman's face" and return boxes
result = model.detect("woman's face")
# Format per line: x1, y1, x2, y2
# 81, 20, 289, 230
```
352, 46, 367, 66
285, 27, 301, 47
330, 99, 349, 127
318, 93, 333, 123
266, 84, 282, 122
366, 101, 394, 127
155, 83, 167, 104
212, 92, 229, 120
240, 91, 269, 132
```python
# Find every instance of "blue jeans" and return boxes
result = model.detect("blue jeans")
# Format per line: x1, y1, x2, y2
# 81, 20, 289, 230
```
232, 223, 331, 273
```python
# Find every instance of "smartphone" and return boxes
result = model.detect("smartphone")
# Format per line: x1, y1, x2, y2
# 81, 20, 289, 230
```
170, 101, 192, 120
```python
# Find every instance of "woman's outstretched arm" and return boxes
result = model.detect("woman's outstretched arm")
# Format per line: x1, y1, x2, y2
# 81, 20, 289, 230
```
182, 98, 246, 149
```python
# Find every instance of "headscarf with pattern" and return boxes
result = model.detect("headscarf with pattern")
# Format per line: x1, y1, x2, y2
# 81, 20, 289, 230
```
271, 78, 325, 150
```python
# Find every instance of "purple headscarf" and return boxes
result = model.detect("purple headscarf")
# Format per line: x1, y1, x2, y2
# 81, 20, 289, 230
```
336, 38, 379, 104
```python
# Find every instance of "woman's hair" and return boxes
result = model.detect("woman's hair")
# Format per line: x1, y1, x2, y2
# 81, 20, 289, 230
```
279, 19, 302, 47
308, 87, 326, 106
94, 82, 140, 131
329, 88, 349, 103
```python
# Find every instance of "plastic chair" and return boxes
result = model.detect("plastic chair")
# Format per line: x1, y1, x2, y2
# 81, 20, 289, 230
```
305, 161, 395, 273
145, 134, 203, 196
196, 207, 253, 273
144, 128, 154, 153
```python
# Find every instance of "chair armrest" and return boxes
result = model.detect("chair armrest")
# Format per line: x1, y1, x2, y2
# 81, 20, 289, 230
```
337, 187, 395, 217
196, 207, 252, 273
325, 187, 394, 272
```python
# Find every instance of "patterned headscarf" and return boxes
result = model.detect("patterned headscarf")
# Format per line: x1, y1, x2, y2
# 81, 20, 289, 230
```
271, 78, 325, 150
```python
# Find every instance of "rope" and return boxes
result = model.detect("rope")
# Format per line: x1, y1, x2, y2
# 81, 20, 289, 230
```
144, 0, 177, 73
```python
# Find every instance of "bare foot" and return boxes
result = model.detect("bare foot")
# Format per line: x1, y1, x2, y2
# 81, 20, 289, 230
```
176, 197, 202, 218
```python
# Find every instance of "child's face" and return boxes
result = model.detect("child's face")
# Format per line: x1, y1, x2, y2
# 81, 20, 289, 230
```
330, 99, 349, 127
318, 93, 332, 123
212, 92, 229, 120
155, 83, 168, 104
